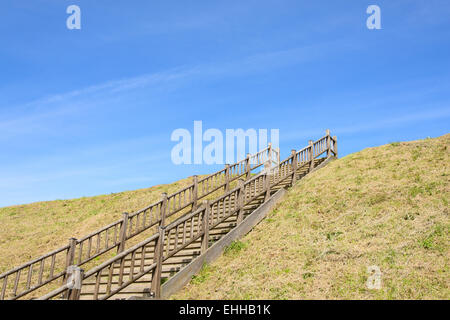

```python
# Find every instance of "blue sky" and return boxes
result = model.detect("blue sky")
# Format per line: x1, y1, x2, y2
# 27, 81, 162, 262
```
0, 0, 449, 207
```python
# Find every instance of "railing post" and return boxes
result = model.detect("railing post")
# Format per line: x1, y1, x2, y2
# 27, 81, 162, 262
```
326, 129, 331, 158
117, 212, 129, 253
268, 142, 272, 165
291, 149, 297, 185
192, 175, 198, 211
309, 140, 315, 172
236, 179, 245, 224
63, 237, 77, 299
65, 238, 77, 270
277, 147, 280, 166
201, 200, 210, 254
224, 164, 230, 192
245, 153, 251, 180
333, 136, 338, 158
160, 192, 168, 226
150, 226, 165, 299
67, 267, 84, 300
150, 192, 168, 298
264, 162, 271, 202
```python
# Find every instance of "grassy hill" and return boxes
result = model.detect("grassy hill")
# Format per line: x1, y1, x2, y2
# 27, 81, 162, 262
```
172, 134, 449, 300
0, 177, 195, 274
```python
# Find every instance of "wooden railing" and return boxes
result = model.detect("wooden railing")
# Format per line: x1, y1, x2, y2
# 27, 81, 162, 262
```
0, 143, 280, 300
35, 130, 337, 300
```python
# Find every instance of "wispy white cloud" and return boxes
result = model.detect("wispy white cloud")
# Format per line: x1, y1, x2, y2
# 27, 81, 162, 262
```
0, 41, 347, 139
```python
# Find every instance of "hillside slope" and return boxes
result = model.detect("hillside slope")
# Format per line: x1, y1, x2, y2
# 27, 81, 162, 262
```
0, 177, 195, 274
173, 134, 450, 300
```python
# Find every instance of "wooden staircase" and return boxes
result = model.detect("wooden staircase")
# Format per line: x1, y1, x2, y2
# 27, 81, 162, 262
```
78, 158, 326, 300
1, 131, 337, 301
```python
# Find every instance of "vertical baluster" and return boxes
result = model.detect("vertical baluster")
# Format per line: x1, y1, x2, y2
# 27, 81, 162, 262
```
150, 227, 165, 299
105, 228, 109, 249
118, 212, 129, 253
201, 201, 211, 253
106, 264, 114, 296
143, 210, 147, 231
149, 207, 154, 226
38, 259, 45, 285
183, 220, 187, 247
140, 246, 145, 273
49, 254, 56, 279
113, 224, 118, 246
245, 153, 251, 179
1, 276, 7, 300
128, 217, 133, 238
78, 241, 84, 264
175, 225, 180, 251
129, 251, 136, 281
291, 149, 298, 185
93, 270, 102, 300
13, 270, 21, 297
224, 165, 230, 192
309, 140, 315, 172
192, 175, 198, 211
87, 237, 92, 260
96, 233, 101, 254
237, 180, 245, 224
118, 257, 125, 287
26, 264, 33, 290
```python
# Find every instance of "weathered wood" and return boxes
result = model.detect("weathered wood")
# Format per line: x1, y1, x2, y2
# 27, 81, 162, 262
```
192, 175, 198, 211
291, 149, 297, 184
65, 238, 77, 271
325, 129, 330, 158
309, 140, 315, 172
268, 142, 272, 164
236, 179, 245, 224
160, 193, 168, 226
333, 136, 338, 158
245, 153, 251, 179
201, 201, 211, 254
67, 267, 84, 300
224, 165, 230, 192
117, 212, 129, 254
264, 162, 271, 202
148, 193, 168, 298
150, 227, 165, 299
62, 238, 77, 299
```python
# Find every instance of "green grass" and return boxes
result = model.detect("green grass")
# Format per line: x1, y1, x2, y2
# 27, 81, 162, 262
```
224, 240, 248, 257
172, 133, 450, 300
